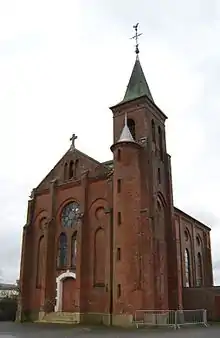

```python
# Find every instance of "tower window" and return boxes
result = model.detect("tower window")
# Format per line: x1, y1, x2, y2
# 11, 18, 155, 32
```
117, 248, 121, 261
157, 168, 161, 184
151, 119, 156, 142
117, 179, 121, 193
117, 149, 121, 162
127, 118, 136, 140
158, 126, 164, 161
117, 284, 121, 298
118, 212, 122, 225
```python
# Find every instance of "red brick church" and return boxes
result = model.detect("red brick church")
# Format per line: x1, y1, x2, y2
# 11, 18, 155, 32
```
18, 36, 215, 325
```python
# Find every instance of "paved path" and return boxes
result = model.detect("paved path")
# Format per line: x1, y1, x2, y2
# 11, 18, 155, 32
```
0, 322, 219, 337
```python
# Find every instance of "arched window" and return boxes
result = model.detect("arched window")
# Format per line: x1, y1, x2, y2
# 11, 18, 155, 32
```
117, 149, 121, 162
69, 161, 74, 179
75, 159, 79, 177
158, 126, 163, 160
196, 252, 203, 287
61, 202, 80, 228
36, 236, 45, 288
64, 162, 68, 181
57, 233, 67, 268
127, 118, 136, 140
184, 248, 191, 287
151, 119, 156, 142
71, 232, 77, 267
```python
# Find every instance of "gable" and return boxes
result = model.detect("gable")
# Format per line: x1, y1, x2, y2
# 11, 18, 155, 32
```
36, 148, 102, 191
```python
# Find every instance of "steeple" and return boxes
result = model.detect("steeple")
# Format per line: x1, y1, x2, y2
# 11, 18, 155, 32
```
117, 113, 135, 143
121, 23, 154, 104
122, 56, 154, 103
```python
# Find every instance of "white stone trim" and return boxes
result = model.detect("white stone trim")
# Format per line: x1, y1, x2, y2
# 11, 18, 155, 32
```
55, 270, 76, 312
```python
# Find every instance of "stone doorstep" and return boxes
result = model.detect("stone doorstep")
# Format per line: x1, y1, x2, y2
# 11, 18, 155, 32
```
36, 312, 134, 327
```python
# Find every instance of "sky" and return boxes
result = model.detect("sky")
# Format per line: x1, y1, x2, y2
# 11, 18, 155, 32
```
0, 0, 219, 285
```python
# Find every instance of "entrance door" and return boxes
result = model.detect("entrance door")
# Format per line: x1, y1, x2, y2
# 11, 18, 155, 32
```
62, 277, 76, 312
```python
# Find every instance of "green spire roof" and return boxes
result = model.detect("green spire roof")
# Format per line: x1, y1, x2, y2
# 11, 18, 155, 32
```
122, 56, 154, 103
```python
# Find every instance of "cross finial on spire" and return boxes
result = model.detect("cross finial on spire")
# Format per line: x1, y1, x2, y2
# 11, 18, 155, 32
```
70, 133, 77, 150
131, 23, 143, 56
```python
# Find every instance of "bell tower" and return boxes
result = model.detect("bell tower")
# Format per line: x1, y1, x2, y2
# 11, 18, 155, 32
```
110, 24, 179, 314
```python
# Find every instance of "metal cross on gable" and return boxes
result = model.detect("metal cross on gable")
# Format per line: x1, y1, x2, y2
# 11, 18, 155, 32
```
70, 133, 78, 149
130, 23, 143, 55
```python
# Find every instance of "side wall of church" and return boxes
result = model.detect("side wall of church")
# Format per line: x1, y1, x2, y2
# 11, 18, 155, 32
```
174, 209, 213, 295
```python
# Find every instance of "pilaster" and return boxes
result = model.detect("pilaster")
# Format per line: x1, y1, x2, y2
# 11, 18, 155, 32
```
79, 170, 89, 312
44, 178, 57, 312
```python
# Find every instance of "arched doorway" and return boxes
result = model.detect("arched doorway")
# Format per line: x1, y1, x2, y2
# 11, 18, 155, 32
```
55, 270, 77, 312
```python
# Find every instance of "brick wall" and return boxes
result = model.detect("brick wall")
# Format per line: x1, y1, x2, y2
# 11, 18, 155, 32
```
183, 286, 220, 321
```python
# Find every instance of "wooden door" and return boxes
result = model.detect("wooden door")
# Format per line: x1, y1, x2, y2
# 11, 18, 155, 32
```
62, 277, 76, 312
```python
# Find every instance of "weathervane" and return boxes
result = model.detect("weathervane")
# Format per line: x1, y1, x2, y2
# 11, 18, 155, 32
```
131, 23, 143, 55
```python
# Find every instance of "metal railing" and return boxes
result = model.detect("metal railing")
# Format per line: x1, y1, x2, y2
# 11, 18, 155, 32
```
134, 309, 208, 329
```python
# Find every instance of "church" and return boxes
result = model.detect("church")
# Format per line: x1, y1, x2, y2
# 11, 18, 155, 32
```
18, 29, 215, 325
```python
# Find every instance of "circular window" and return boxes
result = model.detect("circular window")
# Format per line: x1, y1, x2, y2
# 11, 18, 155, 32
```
61, 202, 80, 228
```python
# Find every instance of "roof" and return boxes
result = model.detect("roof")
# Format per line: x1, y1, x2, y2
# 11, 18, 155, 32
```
122, 56, 154, 104
174, 207, 211, 231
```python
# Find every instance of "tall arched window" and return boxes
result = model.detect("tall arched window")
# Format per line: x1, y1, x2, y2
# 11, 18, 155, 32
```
158, 126, 163, 160
184, 248, 191, 287
151, 119, 156, 142
127, 118, 136, 140
36, 236, 45, 288
64, 162, 68, 181
71, 232, 77, 267
57, 233, 67, 268
196, 252, 203, 287
69, 160, 74, 179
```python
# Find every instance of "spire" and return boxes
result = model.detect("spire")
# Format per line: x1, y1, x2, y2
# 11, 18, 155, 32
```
121, 23, 154, 104
117, 113, 135, 143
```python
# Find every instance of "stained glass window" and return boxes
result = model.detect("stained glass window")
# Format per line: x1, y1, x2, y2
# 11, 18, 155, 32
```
57, 233, 67, 268
61, 202, 80, 228
184, 249, 191, 287
196, 252, 203, 287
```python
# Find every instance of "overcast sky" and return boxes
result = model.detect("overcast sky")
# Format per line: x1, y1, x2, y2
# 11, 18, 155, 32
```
0, 0, 219, 285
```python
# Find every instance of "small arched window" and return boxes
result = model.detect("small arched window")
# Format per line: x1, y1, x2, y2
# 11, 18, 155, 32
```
127, 118, 136, 140
184, 248, 191, 287
158, 126, 163, 161
69, 161, 74, 179
151, 119, 156, 142
64, 162, 68, 181
196, 252, 203, 287
71, 232, 77, 267
117, 149, 121, 162
57, 233, 67, 268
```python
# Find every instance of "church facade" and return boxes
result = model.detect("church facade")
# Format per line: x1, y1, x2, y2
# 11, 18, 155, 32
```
19, 53, 214, 325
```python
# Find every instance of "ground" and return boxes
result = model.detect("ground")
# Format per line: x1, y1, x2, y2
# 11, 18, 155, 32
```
0, 323, 219, 337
